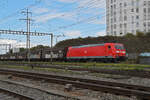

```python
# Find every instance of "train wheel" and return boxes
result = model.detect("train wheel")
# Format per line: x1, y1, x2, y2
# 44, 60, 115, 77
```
103, 59, 108, 63
112, 59, 118, 63
87, 59, 93, 62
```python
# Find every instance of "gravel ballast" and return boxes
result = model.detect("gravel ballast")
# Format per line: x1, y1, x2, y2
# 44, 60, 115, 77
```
0, 68, 147, 100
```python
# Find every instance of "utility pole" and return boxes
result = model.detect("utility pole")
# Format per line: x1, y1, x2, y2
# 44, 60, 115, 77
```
5, 45, 7, 54
20, 9, 32, 63
50, 34, 53, 63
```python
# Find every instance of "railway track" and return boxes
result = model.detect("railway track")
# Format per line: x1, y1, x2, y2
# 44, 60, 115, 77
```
0, 69, 149, 100
1, 63, 150, 78
0, 87, 34, 100
0, 79, 81, 100
33, 64, 150, 78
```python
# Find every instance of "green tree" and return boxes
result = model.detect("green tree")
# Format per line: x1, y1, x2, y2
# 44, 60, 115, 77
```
20, 48, 26, 52
136, 31, 145, 37
31, 45, 50, 51
145, 32, 150, 37
124, 33, 135, 38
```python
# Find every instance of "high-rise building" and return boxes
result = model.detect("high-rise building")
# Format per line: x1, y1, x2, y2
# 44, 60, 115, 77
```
106, 0, 150, 36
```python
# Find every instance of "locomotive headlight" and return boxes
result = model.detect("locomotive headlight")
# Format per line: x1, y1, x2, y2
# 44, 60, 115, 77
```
116, 51, 120, 53
122, 51, 126, 53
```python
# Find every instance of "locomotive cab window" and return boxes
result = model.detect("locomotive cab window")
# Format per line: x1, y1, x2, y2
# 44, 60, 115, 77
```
115, 45, 124, 50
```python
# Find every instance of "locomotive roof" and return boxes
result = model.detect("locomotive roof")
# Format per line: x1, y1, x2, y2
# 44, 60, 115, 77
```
71, 43, 123, 48
71, 43, 105, 48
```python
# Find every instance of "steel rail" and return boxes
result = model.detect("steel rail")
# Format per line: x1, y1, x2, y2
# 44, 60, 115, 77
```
0, 79, 81, 100
0, 62, 149, 78
33, 64, 150, 78
0, 69, 150, 100
0, 87, 34, 100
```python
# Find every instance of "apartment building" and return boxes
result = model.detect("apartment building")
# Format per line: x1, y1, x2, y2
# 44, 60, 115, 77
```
106, 0, 150, 36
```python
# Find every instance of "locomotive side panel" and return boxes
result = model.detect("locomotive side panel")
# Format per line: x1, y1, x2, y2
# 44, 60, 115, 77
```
66, 43, 127, 62
67, 45, 107, 59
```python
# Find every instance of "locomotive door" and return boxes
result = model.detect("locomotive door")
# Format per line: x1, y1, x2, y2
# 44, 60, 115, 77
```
106, 45, 112, 57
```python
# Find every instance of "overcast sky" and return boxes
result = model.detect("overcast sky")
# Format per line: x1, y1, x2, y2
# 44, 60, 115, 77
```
0, 0, 106, 54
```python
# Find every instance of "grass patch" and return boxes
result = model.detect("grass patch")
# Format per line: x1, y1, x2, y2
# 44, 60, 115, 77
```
0, 64, 85, 75
0, 61, 150, 71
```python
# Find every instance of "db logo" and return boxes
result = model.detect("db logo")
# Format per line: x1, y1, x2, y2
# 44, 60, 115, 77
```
84, 51, 87, 54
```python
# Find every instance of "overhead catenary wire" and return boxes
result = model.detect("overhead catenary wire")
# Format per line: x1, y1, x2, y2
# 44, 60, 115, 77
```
55, 1, 149, 34
30, 0, 150, 38
34, 0, 105, 31
0, 0, 42, 24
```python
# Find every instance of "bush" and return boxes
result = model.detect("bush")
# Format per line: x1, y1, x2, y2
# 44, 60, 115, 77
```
145, 32, 150, 37
136, 31, 145, 37
124, 33, 135, 38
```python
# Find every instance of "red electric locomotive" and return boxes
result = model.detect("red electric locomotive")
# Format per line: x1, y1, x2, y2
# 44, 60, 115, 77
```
66, 43, 126, 62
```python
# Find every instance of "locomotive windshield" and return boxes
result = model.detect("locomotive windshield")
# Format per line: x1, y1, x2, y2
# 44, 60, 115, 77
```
115, 45, 124, 50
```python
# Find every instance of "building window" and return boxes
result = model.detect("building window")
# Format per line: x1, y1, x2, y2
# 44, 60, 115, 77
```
143, 23, 146, 27
136, 0, 139, 6
132, 0, 134, 6
120, 3, 122, 7
148, 22, 150, 27
114, 31, 116, 36
114, 4, 116, 9
120, 16, 122, 21
124, 9, 127, 14
114, 12, 116, 16
114, 24, 116, 29
124, 23, 127, 27
136, 8, 139, 13
144, 15, 146, 20
111, 18, 113, 23
136, 15, 139, 20
144, 8, 146, 13
111, 6, 113, 16
131, 8, 134, 12
111, 0, 113, 3
111, 25, 113, 30
120, 24, 122, 28
124, 16, 127, 21
136, 22, 139, 27
144, 1, 146, 6
132, 16, 134, 23
114, 17, 116, 22
120, 10, 122, 14
124, 2, 127, 7
148, 8, 150, 13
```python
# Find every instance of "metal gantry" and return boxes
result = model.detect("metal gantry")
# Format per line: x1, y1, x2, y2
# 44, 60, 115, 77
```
0, 30, 52, 36
0, 29, 53, 62
54, 34, 65, 44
